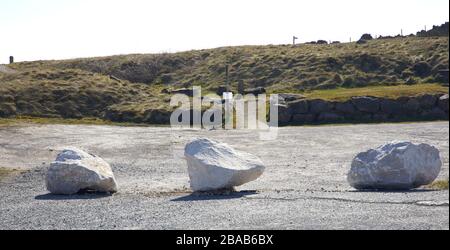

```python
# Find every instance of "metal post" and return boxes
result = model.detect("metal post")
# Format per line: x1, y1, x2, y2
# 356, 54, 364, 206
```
225, 65, 229, 92
238, 80, 244, 94
223, 64, 233, 129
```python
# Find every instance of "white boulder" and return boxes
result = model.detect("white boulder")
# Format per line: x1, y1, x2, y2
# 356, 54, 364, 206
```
348, 141, 442, 190
185, 138, 265, 192
46, 148, 118, 195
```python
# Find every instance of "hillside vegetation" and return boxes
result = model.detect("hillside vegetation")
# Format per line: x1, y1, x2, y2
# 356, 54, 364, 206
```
0, 35, 448, 124
14, 36, 449, 90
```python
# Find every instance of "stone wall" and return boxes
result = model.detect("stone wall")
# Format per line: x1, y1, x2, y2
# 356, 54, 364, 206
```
277, 93, 449, 125
1, 91, 448, 125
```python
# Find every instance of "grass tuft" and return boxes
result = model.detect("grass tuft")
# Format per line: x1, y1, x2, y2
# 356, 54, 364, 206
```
0, 167, 25, 181
425, 179, 449, 190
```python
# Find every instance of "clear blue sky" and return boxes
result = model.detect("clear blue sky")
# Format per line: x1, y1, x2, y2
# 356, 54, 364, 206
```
1, 0, 449, 64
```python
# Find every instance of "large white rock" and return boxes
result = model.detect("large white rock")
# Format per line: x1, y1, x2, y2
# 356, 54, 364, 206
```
185, 138, 265, 192
348, 141, 442, 190
46, 148, 118, 195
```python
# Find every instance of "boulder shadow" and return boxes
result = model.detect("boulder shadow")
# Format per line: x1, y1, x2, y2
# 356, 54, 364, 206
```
35, 190, 114, 200
171, 190, 258, 202
349, 189, 438, 194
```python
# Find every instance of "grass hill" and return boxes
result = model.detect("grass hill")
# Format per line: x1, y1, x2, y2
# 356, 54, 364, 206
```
0, 34, 448, 124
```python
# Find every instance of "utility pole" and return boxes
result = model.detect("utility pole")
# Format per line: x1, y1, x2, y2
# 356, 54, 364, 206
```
293, 36, 298, 45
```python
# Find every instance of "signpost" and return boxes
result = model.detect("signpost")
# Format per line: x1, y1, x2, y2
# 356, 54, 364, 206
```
223, 64, 233, 129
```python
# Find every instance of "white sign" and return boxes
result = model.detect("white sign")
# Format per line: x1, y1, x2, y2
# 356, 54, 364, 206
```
223, 92, 233, 100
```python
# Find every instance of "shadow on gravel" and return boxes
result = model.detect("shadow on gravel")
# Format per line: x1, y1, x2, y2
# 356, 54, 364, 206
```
171, 190, 258, 202
35, 192, 113, 200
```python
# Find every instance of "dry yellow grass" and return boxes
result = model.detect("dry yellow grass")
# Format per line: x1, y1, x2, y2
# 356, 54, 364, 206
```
0, 167, 26, 181
425, 179, 449, 190
303, 84, 449, 101
0, 116, 152, 127
0, 117, 111, 126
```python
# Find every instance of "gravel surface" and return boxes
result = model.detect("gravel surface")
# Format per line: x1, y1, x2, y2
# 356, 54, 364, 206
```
0, 122, 448, 230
